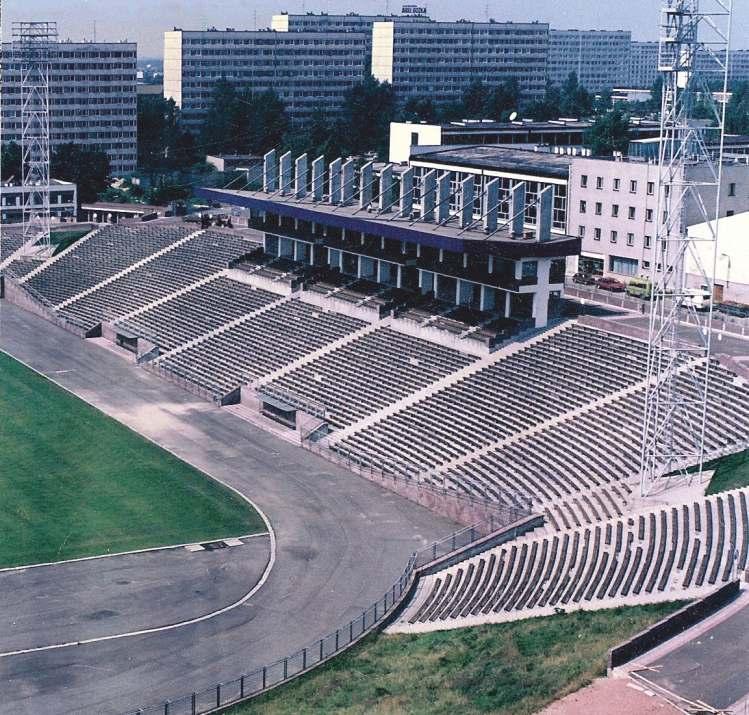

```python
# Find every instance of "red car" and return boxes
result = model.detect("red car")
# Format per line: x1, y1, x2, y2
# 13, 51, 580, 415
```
596, 276, 626, 292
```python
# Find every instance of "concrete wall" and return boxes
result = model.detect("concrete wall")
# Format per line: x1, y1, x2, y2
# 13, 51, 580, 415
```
388, 122, 443, 164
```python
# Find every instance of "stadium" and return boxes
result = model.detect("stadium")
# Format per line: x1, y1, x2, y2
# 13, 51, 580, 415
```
0, 149, 748, 713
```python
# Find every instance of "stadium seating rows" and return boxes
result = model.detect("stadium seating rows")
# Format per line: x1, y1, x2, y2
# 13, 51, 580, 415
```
25, 224, 193, 306
155, 299, 367, 397
62, 231, 257, 327
397, 486, 749, 630
117, 275, 279, 351
265, 326, 477, 428
333, 325, 651, 474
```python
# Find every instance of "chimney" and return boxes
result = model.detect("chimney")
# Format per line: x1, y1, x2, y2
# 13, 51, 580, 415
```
510, 182, 526, 237
294, 153, 308, 198
483, 177, 499, 233
399, 167, 413, 217
436, 172, 450, 223
328, 158, 342, 205
341, 159, 355, 204
359, 161, 374, 208
311, 155, 325, 201
379, 164, 394, 212
279, 151, 292, 195
420, 169, 437, 221
263, 149, 278, 192
535, 185, 553, 243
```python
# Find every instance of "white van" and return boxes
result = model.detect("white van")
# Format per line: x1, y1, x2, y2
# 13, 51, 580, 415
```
684, 288, 712, 311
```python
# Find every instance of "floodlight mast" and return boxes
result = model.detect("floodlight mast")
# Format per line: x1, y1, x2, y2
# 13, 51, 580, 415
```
639, 0, 732, 498
12, 21, 58, 250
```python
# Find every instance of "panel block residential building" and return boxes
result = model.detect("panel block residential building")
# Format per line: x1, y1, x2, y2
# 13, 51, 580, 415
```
371, 20, 549, 105
629, 41, 659, 88
548, 30, 632, 91
1, 41, 137, 174
163, 29, 367, 132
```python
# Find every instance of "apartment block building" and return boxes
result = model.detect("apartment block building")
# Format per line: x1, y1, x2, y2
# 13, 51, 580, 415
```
1, 41, 137, 174
629, 41, 659, 88
548, 30, 631, 91
568, 156, 749, 278
163, 29, 366, 132
371, 20, 549, 105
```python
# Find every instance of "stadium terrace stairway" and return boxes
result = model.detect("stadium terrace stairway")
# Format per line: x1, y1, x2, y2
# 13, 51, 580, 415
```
390, 486, 749, 633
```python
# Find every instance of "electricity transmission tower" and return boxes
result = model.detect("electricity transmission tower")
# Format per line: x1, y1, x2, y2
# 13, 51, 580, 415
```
12, 21, 58, 250
639, 0, 732, 497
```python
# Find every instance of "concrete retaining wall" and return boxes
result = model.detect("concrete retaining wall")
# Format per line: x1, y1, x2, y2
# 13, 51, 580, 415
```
607, 580, 740, 671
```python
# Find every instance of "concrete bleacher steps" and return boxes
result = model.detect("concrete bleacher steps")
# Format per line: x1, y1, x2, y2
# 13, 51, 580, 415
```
389, 486, 749, 634
16, 226, 100, 281
0, 233, 52, 272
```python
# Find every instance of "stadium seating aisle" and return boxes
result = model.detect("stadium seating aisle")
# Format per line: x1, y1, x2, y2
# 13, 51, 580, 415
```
393, 486, 749, 631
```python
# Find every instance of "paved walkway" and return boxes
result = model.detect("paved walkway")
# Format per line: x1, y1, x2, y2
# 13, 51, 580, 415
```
0, 536, 269, 655
0, 302, 455, 714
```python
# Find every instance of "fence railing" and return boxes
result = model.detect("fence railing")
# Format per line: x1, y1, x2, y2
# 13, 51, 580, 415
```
123, 515, 522, 715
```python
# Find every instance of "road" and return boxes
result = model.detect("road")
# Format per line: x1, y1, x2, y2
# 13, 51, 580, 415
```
0, 302, 454, 714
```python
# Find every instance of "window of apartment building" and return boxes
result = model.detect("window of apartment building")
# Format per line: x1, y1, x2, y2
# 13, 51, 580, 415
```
611, 204, 619, 217
727, 210, 735, 216
578, 225, 586, 237
613, 178, 620, 191
647, 181, 655, 195
627, 232, 635, 246
610, 230, 618, 243
628, 206, 636, 220
644, 234, 652, 249
729, 182, 736, 197
579, 200, 587, 213
629, 180, 637, 193
595, 202, 602, 215
594, 227, 601, 241
580, 174, 588, 188
596, 176, 603, 189
645, 208, 653, 222
642, 260, 651, 269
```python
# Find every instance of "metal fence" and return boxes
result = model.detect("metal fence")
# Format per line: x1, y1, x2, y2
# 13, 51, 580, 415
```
124, 517, 513, 715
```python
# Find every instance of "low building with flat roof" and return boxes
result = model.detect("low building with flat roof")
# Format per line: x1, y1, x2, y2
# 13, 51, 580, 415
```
0, 179, 77, 224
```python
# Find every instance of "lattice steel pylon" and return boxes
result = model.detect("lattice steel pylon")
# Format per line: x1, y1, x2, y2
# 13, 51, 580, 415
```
639, 0, 732, 497
12, 21, 57, 250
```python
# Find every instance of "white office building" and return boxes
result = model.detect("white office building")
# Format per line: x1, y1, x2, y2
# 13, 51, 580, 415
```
1, 41, 137, 174
163, 29, 367, 131
371, 19, 549, 105
548, 30, 631, 91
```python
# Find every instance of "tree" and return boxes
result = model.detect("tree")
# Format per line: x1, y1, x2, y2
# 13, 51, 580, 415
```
525, 83, 562, 121
585, 108, 631, 156
245, 88, 290, 155
200, 79, 244, 155
649, 76, 664, 113
137, 94, 197, 171
401, 96, 438, 123
462, 79, 487, 117
341, 76, 396, 156
1, 141, 22, 181
51, 144, 111, 203
559, 73, 593, 117
484, 79, 520, 121
725, 82, 749, 134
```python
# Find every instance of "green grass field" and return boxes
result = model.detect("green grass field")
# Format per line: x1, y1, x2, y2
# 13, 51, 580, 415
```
0, 351, 265, 568
707, 448, 749, 494
228, 603, 683, 715
51, 228, 91, 255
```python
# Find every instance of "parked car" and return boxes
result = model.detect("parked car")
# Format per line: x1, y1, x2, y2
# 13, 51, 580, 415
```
716, 301, 749, 318
684, 288, 712, 311
572, 272, 598, 286
596, 276, 626, 292
626, 277, 652, 300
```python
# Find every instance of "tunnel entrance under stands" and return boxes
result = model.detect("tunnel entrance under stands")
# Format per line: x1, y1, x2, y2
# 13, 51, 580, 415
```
115, 331, 139, 354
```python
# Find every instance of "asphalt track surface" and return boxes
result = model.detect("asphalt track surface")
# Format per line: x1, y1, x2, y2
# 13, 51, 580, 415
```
0, 536, 270, 655
0, 302, 455, 714
637, 600, 749, 710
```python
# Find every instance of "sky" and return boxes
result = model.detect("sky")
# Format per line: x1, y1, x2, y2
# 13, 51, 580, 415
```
3, 0, 747, 59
